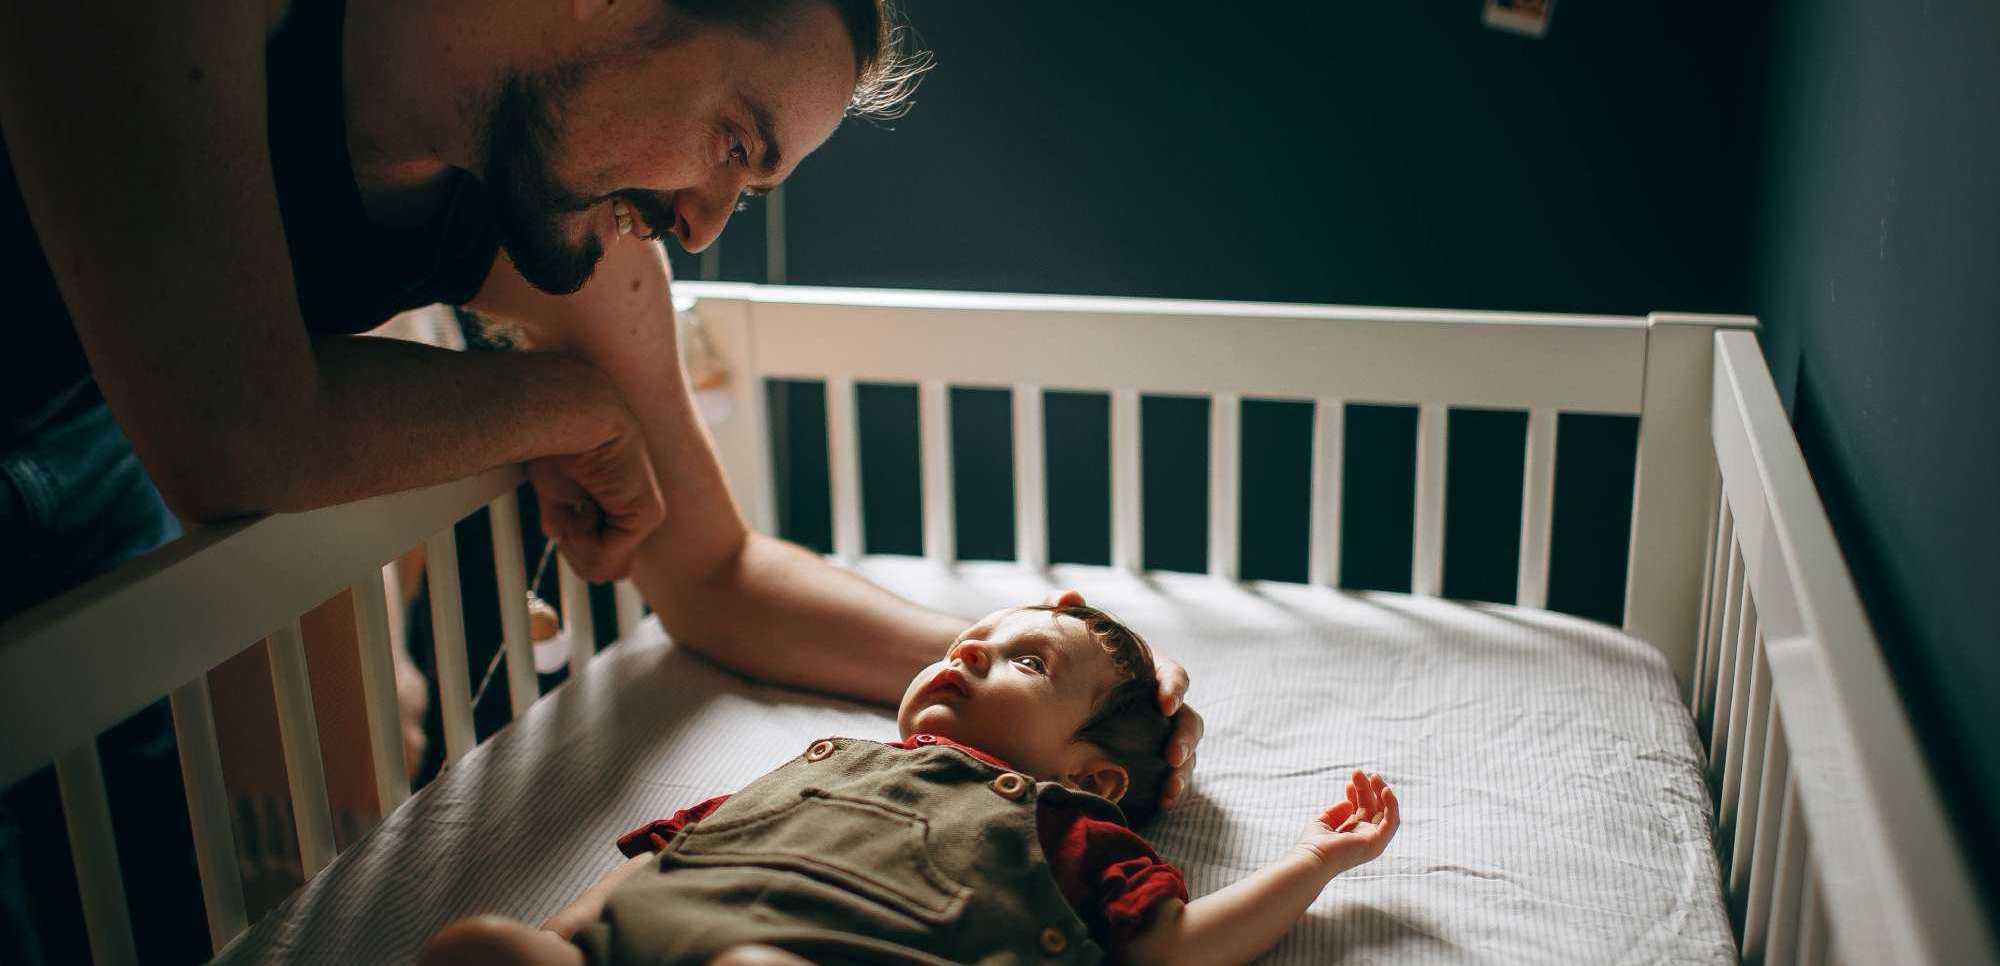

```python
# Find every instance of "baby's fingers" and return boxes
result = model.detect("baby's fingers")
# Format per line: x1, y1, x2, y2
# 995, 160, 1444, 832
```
1320, 800, 1356, 829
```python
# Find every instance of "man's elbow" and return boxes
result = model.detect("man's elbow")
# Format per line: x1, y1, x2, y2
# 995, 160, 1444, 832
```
144, 427, 306, 524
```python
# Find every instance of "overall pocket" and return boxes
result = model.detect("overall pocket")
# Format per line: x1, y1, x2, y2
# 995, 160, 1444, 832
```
663, 789, 972, 925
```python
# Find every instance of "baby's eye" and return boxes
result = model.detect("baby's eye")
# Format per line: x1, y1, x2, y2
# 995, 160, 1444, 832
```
1013, 655, 1047, 675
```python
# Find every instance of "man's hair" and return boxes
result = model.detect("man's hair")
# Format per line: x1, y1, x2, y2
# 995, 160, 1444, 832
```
1026, 604, 1174, 826
664, 0, 931, 118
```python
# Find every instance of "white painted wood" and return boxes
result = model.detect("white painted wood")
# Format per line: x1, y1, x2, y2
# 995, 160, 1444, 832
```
55, 742, 138, 966
1696, 501, 1736, 728
1688, 462, 1722, 707
683, 296, 775, 534
1308, 399, 1345, 589
1515, 407, 1558, 609
1799, 870, 1826, 966
1112, 389, 1143, 573
1743, 714, 1790, 958
1707, 543, 1745, 779
1412, 403, 1448, 596
1720, 602, 1761, 836
711, 282, 1652, 414
170, 677, 248, 952
0, 466, 522, 787
559, 558, 595, 678
1012, 384, 1047, 571
921, 380, 956, 565
1712, 330, 1994, 963
1727, 645, 1772, 895
425, 529, 476, 764
487, 491, 538, 720
1208, 392, 1240, 581
826, 375, 863, 561
348, 574, 411, 814
267, 620, 337, 878
614, 581, 645, 637
1766, 779, 1809, 966
1627, 314, 1757, 689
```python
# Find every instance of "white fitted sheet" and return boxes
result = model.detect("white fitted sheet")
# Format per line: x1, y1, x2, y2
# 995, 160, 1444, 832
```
217, 560, 1731, 964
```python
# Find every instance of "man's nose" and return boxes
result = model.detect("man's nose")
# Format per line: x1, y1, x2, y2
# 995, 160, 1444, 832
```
948, 640, 991, 673
677, 177, 751, 254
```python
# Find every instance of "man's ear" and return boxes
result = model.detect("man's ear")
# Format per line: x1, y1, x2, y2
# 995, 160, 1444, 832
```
1067, 758, 1130, 804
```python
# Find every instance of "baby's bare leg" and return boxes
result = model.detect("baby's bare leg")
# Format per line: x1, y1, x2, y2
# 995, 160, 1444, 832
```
419, 915, 583, 966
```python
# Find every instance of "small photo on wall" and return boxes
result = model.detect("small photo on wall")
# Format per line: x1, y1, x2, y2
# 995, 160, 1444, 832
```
1484, 0, 1556, 38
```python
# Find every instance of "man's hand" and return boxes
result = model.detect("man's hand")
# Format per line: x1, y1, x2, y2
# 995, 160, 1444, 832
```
1042, 588, 1203, 808
1296, 771, 1400, 874
526, 417, 666, 582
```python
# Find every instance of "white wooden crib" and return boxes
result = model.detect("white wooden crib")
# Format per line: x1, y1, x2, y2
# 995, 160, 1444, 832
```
0, 284, 1989, 964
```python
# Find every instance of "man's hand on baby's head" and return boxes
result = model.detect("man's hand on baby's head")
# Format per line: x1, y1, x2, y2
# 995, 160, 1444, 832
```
1295, 771, 1400, 874
1040, 588, 1203, 809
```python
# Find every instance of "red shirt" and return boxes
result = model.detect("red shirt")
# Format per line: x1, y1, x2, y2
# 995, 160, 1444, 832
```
617, 735, 1187, 954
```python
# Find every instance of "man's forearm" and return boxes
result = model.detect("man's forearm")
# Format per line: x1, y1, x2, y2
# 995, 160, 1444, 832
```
1124, 854, 1335, 966
195, 335, 628, 520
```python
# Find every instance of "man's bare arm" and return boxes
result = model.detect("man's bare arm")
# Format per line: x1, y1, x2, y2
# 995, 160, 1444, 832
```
469, 240, 960, 705
0, 2, 640, 522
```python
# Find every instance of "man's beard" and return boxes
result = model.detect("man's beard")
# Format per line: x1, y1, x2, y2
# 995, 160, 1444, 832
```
481, 69, 603, 296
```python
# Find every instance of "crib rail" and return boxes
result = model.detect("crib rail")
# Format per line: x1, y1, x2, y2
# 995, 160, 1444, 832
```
1693, 331, 1994, 964
684, 282, 1751, 686
0, 464, 646, 958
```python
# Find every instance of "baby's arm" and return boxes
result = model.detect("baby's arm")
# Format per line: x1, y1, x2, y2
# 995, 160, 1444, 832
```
1122, 772, 1399, 966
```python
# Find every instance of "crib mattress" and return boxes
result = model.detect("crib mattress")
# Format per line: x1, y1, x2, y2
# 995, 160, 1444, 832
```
216, 559, 1732, 964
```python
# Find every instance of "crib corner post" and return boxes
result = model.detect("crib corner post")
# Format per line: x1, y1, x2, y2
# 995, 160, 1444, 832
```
1625, 314, 1757, 688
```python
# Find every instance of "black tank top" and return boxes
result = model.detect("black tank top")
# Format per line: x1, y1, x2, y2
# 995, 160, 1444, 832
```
0, 0, 502, 447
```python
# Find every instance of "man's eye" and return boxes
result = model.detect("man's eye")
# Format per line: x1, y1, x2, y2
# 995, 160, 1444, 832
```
1014, 655, 1047, 674
727, 137, 748, 165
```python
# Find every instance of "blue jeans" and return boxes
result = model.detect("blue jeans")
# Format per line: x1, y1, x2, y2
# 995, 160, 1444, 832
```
2, 398, 192, 964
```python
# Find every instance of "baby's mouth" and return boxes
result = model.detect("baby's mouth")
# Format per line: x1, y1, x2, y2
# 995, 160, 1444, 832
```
919, 668, 970, 702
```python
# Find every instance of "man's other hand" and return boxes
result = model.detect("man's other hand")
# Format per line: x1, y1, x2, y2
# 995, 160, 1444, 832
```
526, 421, 665, 582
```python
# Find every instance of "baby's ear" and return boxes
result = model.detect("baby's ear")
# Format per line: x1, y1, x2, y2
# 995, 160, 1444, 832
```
1067, 758, 1130, 804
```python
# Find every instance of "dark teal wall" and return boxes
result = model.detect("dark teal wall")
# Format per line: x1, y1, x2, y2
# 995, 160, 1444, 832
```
689, 2, 1776, 624
1749, 0, 1999, 911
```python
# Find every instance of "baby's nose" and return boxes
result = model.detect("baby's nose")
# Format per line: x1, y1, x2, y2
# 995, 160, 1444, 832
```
948, 640, 991, 672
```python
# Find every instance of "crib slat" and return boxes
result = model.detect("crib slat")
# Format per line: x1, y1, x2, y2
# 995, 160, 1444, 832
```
1708, 543, 1746, 780
54, 742, 138, 966
1744, 713, 1791, 957
1690, 468, 1722, 707
349, 572, 412, 813
267, 620, 338, 877
1112, 388, 1143, 573
1727, 644, 1772, 894
487, 491, 539, 719
425, 529, 476, 763
921, 379, 956, 565
1720, 604, 1761, 835
170, 677, 248, 952
1308, 398, 1345, 589
1208, 392, 1241, 581
559, 557, 595, 678
1515, 407, 1558, 609
1412, 403, 1448, 596
826, 375, 863, 561
1696, 500, 1736, 729
1013, 384, 1048, 571
1798, 862, 1826, 966
614, 581, 645, 637
1765, 776, 1809, 965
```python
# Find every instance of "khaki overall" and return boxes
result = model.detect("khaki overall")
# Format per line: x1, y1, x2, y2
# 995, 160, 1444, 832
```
574, 737, 1126, 965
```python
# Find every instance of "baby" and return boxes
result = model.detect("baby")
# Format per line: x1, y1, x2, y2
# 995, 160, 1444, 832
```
422, 602, 1398, 965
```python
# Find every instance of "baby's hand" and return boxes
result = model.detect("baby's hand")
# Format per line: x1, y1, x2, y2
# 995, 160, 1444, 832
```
1295, 771, 1399, 874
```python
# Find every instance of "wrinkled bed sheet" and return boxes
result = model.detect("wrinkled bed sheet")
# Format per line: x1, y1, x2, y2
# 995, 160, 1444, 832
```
218, 560, 1731, 964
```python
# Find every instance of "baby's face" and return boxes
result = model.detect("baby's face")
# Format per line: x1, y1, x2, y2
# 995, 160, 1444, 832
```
897, 607, 1127, 780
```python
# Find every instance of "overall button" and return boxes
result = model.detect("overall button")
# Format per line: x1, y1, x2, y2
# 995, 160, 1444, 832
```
1039, 926, 1068, 954
805, 739, 836, 762
912, 733, 940, 745
990, 772, 1029, 800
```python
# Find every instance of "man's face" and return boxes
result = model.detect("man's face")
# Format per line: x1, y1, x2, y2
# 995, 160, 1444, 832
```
897, 607, 1129, 779
482, 3, 857, 294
